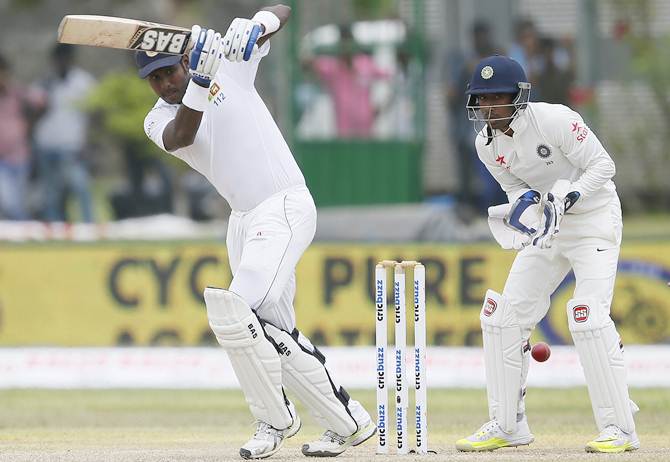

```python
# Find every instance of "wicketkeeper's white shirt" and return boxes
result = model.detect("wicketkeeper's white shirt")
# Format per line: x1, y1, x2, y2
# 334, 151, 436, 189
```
144, 42, 305, 212
475, 102, 618, 214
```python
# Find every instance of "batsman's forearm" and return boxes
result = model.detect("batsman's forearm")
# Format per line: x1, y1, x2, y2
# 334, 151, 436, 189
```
262, 4, 291, 24
162, 105, 203, 151
256, 4, 291, 45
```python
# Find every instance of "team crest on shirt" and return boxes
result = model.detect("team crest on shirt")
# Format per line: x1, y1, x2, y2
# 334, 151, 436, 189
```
536, 144, 552, 158
208, 82, 226, 106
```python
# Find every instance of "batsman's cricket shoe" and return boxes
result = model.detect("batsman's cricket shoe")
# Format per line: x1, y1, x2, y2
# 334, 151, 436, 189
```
455, 416, 534, 452
301, 420, 376, 457
239, 412, 301, 459
585, 425, 640, 453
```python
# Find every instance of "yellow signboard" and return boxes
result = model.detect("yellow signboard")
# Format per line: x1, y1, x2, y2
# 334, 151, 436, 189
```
0, 242, 668, 346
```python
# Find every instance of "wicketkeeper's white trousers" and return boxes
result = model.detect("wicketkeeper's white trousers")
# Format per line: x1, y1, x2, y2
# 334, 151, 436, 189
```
502, 195, 623, 332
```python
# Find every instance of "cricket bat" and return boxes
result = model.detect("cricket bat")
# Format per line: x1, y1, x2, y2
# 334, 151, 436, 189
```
57, 15, 192, 55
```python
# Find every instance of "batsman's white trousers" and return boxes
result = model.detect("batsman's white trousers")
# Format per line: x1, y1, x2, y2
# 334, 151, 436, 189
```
503, 196, 623, 332
226, 185, 316, 331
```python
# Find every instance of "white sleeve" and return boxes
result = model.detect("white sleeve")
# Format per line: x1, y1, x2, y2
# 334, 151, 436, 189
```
143, 105, 174, 152
219, 41, 271, 89
475, 137, 531, 203
545, 106, 615, 198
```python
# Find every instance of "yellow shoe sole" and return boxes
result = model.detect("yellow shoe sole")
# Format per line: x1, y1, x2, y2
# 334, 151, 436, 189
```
585, 442, 638, 453
456, 436, 533, 452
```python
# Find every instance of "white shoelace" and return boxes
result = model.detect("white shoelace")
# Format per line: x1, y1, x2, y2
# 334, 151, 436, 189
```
320, 430, 346, 445
476, 420, 499, 436
597, 425, 621, 441
253, 422, 281, 441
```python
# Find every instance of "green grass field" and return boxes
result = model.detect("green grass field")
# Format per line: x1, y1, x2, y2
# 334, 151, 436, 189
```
0, 388, 667, 461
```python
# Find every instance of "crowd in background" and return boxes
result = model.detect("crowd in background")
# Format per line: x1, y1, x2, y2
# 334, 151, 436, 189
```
0, 44, 184, 223
0, 17, 574, 223
0, 44, 95, 223
297, 22, 417, 140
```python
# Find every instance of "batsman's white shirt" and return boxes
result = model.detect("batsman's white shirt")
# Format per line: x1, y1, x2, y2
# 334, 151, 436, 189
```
144, 42, 305, 212
477, 102, 623, 329
144, 42, 313, 331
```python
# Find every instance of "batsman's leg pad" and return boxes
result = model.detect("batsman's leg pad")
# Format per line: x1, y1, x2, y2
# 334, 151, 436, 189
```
204, 287, 293, 430
480, 289, 524, 434
567, 298, 637, 433
264, 324, 359, 437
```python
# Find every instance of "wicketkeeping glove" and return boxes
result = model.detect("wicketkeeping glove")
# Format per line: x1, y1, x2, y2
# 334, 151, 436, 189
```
503, 190, 542, 236
532, 185, 581, 249
532, 192, 562, 249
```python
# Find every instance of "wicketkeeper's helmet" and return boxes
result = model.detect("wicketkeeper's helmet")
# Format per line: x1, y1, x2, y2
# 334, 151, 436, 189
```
465, 55, 531, 133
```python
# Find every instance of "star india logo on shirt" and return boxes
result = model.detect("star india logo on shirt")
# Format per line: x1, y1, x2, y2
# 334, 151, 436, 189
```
481, 65, 494, 79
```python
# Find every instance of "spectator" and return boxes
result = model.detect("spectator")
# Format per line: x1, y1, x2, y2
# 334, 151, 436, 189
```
0, 53, 45, 220
509, 18, 541, 88
84, 65, 175, 220
34, 44, 95, 222
308, 24, 389, 138
375, 44, 416, 140
534, 37, 574, 105
510, 19, 574, 104
445, 20, 507, 216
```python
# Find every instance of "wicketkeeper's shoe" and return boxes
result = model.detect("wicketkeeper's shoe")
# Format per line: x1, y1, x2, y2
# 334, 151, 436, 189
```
301, 420, 376, 457
239, 413, 301, 460
455, 416, 534, 452
585, 425, 640, 453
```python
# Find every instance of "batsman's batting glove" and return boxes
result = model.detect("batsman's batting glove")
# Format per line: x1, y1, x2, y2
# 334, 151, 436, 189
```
189, 25, 223, 87
222, 18, 263, 62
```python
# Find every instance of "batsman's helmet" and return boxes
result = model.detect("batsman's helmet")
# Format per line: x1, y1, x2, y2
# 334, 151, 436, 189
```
465, 55, 531, 132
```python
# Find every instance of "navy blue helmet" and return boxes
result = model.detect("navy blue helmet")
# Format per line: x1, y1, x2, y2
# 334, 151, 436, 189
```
465, 55, 531, 131
135, 51, 182, 79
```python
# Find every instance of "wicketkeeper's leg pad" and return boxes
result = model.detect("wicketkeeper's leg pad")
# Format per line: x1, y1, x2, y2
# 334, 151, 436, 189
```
567, 298, 638, 433
480, 289, 524, 434
263, 324, 359, 437
204, 287, 294, 430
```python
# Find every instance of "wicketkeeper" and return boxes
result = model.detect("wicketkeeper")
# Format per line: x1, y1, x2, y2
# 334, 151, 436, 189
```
456, 55, 639, 454
137, 4, 375, 459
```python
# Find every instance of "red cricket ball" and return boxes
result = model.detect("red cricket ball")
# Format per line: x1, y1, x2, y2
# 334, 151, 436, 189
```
531, 342, 551, 362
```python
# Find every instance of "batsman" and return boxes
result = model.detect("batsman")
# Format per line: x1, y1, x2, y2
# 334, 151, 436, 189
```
456, 55, 639, 453
137, 4, 375, 459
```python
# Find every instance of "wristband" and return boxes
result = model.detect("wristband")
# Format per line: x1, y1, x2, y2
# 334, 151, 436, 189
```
182, 79, 210, 112
252, 10, 280, 36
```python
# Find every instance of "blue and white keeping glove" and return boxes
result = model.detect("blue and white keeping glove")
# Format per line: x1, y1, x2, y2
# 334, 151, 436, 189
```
532, 181, 581, 249
532, 193, 561, 249
504, 190, 542, 235
502, 190, 543, 250
222, 18, 263, 62
189, 25, 223, 87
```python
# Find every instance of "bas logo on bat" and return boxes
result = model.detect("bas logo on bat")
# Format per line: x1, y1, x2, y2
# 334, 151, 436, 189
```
130, 27, 190, 54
